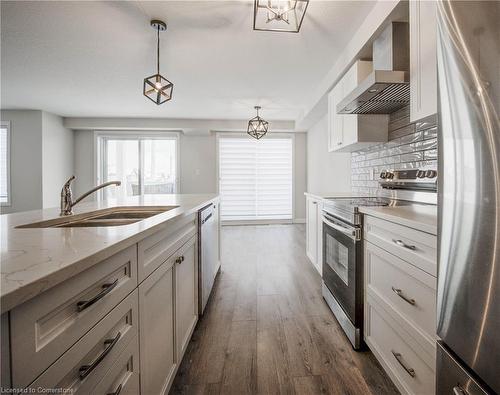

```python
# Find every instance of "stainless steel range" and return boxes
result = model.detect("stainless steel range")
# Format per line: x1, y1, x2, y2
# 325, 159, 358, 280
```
321, 169, 437, 350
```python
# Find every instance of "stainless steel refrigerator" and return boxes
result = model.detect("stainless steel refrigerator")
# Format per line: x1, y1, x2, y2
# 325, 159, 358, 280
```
436, 1, 500, 394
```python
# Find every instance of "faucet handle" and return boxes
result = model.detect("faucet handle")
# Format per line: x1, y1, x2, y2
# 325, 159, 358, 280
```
63, 175, 76, 189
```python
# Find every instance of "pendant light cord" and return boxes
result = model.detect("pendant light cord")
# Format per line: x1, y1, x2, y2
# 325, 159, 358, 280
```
156, 26, 160, 75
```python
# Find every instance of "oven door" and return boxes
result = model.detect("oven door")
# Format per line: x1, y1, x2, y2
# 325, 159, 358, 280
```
322, 212, 362, 326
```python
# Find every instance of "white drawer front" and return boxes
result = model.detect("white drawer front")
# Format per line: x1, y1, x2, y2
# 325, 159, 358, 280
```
92, 334, 140, 395
364, 216, 437, 276
365, 297, 435, 395
137, 213, 196, 282
11, 245, 137, 388
365, 241, 436, 345
28, 290, 138, 393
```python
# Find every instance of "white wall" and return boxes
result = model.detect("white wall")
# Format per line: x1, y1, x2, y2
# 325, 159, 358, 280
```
307, 115, 351, 194
0, 110, 43, 214
180, 134, 217, 194
42, 112, 74, 208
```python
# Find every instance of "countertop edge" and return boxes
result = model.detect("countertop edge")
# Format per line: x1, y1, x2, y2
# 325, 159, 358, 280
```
359, 206, 438, 235
1, 195, 219, 314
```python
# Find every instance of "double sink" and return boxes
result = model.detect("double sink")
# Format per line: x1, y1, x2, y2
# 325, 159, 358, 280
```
17, 206, 179, 228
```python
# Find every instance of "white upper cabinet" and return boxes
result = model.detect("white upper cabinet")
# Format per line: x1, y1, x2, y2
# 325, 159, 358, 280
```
328, 61, 388, 152
410, 0, 437, 122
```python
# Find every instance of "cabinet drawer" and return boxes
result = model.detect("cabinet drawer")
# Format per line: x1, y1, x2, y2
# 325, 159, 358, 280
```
364, 216, 437, 276
92, 334, 140, 395
28, 290, 138, 393
365, 242, 436, 349
10, 245, 137, 388
138, 213, 196, 282
365, 296, 435, 395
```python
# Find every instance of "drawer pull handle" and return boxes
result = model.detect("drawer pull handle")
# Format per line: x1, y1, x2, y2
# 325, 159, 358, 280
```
175, 256, 185, 264
107, 383, 123, 395
391, 350, 416, 377
392, 239, 417, 250
79, 332, 121, 380
453, 386, 468, 395
77, 279, 119, 312
392, 287, 416, 305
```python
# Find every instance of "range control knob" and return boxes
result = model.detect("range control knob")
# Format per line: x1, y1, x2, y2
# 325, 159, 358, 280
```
425, 170, 437, 178
416, 170, 426, 178
380, 171, 387, 179
386, 172, 394, 179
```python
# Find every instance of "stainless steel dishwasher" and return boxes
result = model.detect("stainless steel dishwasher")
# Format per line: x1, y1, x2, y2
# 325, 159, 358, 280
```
198, 202, 220, 315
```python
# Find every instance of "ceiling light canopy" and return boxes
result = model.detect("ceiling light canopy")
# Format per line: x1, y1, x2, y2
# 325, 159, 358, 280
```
253, 0, 309, 33
143, 20, 173, 105
247, 106, 269, 140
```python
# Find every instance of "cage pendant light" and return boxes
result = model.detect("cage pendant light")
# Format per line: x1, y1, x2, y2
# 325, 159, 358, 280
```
143, 20, 173, 105
247, 106, 269, 140
253, 0, 309, 33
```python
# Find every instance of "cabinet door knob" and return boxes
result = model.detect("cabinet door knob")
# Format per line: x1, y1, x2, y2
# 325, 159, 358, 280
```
175, 256, 185, 264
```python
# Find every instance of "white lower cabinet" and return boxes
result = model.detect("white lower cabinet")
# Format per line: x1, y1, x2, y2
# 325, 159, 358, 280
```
139, 254, 176, 395
305, 196, 323, 275
363, 215, 437, 395
365, 298, 436, 395
175, 236, 198, 361
139, 234, 198, 395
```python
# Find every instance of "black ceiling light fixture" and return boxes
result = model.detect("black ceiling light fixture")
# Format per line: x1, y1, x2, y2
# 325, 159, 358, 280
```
247, 106, 269, 140
143, 19, 173, 105
253, 0, 309, 33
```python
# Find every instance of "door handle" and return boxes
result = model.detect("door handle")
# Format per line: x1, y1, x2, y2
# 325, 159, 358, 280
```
175, 255, 185, 265
392, 287, 416, 305
392, 239, 417, 250
322, 217, 359, 240
77, 279, 119, 312
391, 350, 416, 377
79, 332, 121, 379
107, 384, 122, 395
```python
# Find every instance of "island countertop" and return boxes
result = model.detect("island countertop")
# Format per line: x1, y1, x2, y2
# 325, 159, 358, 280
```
0, 194, 219, 313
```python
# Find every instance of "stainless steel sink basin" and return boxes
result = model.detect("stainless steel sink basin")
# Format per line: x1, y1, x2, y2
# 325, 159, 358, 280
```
16, 206, 179, 228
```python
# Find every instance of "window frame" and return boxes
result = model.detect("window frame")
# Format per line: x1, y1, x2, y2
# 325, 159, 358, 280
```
95, 130, 181, 200
0, 121, 11, 207
216, 132, 296, 225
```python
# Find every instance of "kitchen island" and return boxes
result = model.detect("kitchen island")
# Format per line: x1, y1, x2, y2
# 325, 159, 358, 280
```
0, 194, 220, 394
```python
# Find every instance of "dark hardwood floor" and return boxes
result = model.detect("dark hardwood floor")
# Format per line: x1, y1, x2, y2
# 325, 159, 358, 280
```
170, 224, 399, 395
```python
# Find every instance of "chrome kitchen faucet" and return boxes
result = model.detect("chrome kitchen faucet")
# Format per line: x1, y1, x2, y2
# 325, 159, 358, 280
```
60, 176, 121, 216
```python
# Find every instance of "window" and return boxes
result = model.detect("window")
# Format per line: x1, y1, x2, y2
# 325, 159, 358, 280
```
0, 122, 10, 205
218, 136, 293, 221
97, 132, 178, 200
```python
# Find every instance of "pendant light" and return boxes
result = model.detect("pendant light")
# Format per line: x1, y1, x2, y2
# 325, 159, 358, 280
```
253, 0, 309, 33
247, 106, 269, 140
143, 20, 173, 105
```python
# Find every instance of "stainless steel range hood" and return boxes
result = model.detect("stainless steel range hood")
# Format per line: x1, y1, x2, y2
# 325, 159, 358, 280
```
337, 22, 410, 115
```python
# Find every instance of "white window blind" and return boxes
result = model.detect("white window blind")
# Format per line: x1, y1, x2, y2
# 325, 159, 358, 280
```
219, 136, 293, 221
0, 124, 10, 204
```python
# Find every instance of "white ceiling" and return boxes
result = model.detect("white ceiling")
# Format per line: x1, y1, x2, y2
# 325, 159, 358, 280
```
1, 1, 376, 120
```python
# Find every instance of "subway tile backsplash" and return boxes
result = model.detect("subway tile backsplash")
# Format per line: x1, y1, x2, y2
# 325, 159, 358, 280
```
351, 106, 438, 195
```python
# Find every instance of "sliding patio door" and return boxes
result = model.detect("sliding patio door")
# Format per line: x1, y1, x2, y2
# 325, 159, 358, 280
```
98, 133, 178, 200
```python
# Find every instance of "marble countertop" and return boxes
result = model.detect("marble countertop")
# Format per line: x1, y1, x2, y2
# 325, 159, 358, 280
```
1, 194, 219, 313
359, 204, 438, 235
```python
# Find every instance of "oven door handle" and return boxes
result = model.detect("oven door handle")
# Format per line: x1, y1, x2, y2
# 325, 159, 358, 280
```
323, 216, 360, 241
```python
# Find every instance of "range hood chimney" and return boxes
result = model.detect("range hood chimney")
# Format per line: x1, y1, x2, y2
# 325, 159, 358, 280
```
337, 22, 410, 115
